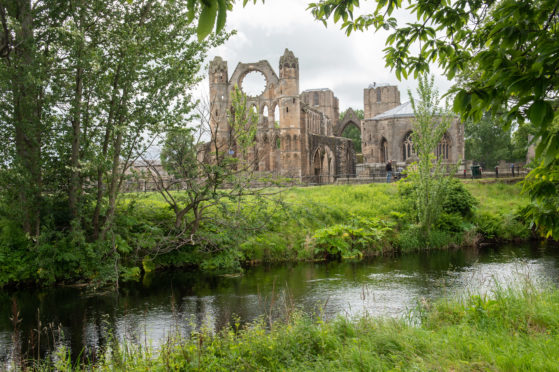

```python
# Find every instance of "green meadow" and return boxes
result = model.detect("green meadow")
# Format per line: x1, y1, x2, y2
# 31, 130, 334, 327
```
0, 180, 534, 287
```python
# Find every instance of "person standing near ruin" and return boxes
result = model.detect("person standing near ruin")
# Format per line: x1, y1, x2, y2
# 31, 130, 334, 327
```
386, 160, 393, 183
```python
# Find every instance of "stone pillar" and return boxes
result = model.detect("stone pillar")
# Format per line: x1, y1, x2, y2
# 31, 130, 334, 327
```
279, 49, 302, 178
209, 56, 229, 149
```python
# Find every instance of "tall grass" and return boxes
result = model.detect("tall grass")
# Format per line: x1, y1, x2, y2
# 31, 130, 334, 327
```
44, 284, 559, 371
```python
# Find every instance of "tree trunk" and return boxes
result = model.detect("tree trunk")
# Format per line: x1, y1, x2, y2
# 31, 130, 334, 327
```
92, 64, 121, 240
12, 0, 42, 238
69, 63, 83, 223
100, 114, 124, 241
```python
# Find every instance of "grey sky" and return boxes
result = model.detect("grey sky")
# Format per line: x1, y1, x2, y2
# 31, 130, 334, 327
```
199, 0, 453, 113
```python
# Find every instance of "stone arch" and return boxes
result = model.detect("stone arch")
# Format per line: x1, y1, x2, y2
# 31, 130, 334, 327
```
334, 108, 361, 137
311, 145, 335, 184
273, 104, 280, 128
402, 131, 415, 161
285, 134, 291, 151
228, 60, 280, 99
261, 104, 268, 116
436, 132, 452, 160
380, 137, 388, 163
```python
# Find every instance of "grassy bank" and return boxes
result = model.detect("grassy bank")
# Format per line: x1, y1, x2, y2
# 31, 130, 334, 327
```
46, 285, 559, 371
0, 180, 535, 287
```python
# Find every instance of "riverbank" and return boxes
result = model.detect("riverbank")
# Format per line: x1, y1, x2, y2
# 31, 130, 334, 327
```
44, 284, 559, 371
0, 180, 536, 287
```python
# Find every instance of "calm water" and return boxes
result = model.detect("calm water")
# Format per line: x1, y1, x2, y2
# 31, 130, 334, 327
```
1, 242, 558, 365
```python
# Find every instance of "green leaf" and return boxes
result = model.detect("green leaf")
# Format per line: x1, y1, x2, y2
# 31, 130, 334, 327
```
216, 0, 227, 34
452, 90, 470, 113
197, 0, 218, 41
187, 0, 196, 23
527, 100, 553, 128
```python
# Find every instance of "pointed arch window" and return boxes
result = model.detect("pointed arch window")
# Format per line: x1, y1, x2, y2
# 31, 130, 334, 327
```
436, 134, 450, 160
380, 138, 388, 163
403, 132, 415, 160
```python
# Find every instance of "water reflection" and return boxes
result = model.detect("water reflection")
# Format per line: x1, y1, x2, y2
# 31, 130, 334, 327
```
1, 242, 558, 365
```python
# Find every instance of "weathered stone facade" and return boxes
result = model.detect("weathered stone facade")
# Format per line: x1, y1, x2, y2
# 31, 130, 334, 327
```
208, 51, 464, 182
361, 84, 465, 169
209, 49, 356, 182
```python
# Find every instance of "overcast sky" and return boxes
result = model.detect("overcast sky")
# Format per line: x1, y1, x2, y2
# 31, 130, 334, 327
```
198, 0, 454, 112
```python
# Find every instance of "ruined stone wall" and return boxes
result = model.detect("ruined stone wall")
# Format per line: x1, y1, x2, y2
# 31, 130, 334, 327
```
308, 134, 356, 180
362, 116, 464, 164
300, 89, 339, 135
208, 49, 356, 181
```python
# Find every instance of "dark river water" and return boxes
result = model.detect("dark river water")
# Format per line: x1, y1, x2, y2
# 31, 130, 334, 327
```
1, 242, 559, 366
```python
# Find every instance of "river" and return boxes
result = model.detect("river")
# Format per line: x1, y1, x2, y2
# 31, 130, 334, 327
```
1, 242, 558, 366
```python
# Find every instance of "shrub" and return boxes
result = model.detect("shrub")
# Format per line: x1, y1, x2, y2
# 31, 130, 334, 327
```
312, 217, 391, 260
435, 212, 465, 233
442, 178, 478, 217
399, 178, 477, 219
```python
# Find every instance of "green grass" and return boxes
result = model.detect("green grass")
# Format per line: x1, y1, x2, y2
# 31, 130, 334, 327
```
465, 181, 529, 214
124, 181, 532, 266
49, 284, 559, 371
0, 180, 535, 287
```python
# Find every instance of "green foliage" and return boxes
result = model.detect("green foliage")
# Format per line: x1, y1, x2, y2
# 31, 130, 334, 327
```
188, 0, 261, 41
0, 182, 535, 287
442, 178, 478, 217
340, 123, 362, 153
399, 178, 477, 220
404, 74, 459, 240
44, 285, 559, 371
464, 114, 532, 168
435, 213, 465, 233
522, 116, 559, 238
308, 0, 559, 237
312, 217, 390, 260
0, 218, 36, 286
465, 115, 514, 167
474, 211, 531, 241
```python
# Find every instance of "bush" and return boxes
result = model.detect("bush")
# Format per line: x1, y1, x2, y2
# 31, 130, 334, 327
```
435, 212, 465, 233
442, 178, 478, 216
473, 211, 531, 241
396, 224, 457, 251
312, 217, 391, 260
399, 178, 477, 218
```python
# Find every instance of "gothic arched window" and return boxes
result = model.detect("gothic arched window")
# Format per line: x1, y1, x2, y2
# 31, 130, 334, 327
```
403, 132, 414, 160
436, 134, 450, 160
380, 138, 388, 163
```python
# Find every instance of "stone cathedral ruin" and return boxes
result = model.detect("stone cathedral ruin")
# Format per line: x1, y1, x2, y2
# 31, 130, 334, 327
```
209, 49, 464, 182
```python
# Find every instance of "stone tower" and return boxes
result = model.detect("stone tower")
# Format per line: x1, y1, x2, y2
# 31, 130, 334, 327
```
278, 49, 302, 176
209, 56, 229, 145
364, 84, 401, 119
300, 89, 339, 135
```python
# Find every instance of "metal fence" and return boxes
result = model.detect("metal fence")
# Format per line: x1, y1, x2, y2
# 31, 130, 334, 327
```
121, 167, 528, 193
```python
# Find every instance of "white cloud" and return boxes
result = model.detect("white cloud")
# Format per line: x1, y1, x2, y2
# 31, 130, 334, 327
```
198, 0, 454, 113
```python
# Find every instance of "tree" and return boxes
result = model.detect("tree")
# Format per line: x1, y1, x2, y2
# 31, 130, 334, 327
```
341, 124, 362, 153
0, 0, 229, 284
143, 86, 282, 262
406, 74, 455, 238
307, 0, 559, 236
182, 0, 262, 41
464, 115, 512, 168
339, 109, 364, 153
